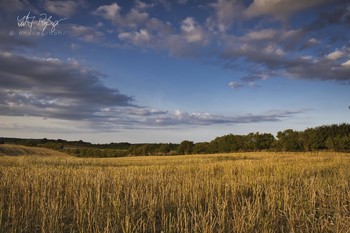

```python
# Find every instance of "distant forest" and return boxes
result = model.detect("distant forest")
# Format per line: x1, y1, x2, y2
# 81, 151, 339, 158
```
1, 123, 350, 157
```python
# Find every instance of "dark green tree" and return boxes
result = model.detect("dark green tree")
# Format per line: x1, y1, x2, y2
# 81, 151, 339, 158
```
177, 140, 194, 155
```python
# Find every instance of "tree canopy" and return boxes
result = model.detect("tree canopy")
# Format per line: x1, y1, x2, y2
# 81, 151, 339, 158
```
1, 123, 349, 157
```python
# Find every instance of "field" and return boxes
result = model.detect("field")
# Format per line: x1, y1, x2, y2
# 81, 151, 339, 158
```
1, 149, 350, 232
0, 144, 69, 157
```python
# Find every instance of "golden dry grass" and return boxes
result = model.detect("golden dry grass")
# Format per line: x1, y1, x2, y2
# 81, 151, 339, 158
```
1, 152, 350, 232
0, 144, 70, 157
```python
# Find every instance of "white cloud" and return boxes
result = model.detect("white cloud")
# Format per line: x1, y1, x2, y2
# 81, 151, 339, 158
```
243, 29, 278, 40
93, 3, 173, 50
118, 29, 151, 45
264, 44, 284, 56
341, 60, 350, 67
326, 50, 344, 60
94, 2, 121, 22
94, 3, 149, 28
308, 38, 318, 44
245, 0, 331, 19
305, 38, 319, 47
181, 17, 206, 43
124, 9, 149, 28
228, 81, 244, 88
146, 109, 308, 126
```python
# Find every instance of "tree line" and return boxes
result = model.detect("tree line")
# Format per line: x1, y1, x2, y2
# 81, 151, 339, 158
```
1, 123, 349, 157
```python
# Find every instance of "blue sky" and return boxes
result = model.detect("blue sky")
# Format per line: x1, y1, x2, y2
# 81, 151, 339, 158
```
0, 0, 349, 143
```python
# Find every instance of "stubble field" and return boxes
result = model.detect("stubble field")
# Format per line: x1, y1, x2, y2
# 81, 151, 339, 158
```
1, 151, 350, 232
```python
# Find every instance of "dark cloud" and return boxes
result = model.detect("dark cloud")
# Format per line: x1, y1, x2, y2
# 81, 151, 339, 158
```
0, 6, 37, 51
0, 52, 134, 121
304, 3, 350, 31
0, 0, 33, 12
285, 58, 350, 82
0, 29, 35, 51
220, 30, 350, 84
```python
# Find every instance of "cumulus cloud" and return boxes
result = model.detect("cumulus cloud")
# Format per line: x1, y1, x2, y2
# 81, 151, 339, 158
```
91, 0, 350, 85
118, 29, 151, 45
93, 2, 173, 50
94, 2, 121, 22
326, 50, 344, 60
181, 17, 206, 43
94, 2, 210, 55
94, 2, 149, 29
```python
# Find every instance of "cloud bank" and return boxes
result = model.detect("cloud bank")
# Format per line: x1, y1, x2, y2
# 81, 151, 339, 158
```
0, 51, 307, 130
0, 52, 133, 121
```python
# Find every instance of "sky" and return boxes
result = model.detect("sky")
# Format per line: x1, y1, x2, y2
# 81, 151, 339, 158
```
0, 0, 349, 143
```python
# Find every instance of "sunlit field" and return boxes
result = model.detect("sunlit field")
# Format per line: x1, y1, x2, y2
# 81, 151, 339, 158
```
1, 152, 350, 232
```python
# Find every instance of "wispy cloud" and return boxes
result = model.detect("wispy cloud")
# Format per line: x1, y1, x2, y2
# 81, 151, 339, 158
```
67, 24, 106, 43
228, 81, 244, 89
141, 109, 309, 127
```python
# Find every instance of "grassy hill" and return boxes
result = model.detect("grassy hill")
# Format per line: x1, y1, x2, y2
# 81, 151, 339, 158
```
0, 144, 70, 157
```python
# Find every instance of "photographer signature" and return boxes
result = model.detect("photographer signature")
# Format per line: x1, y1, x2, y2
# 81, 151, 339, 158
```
17, 12, 66, 33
